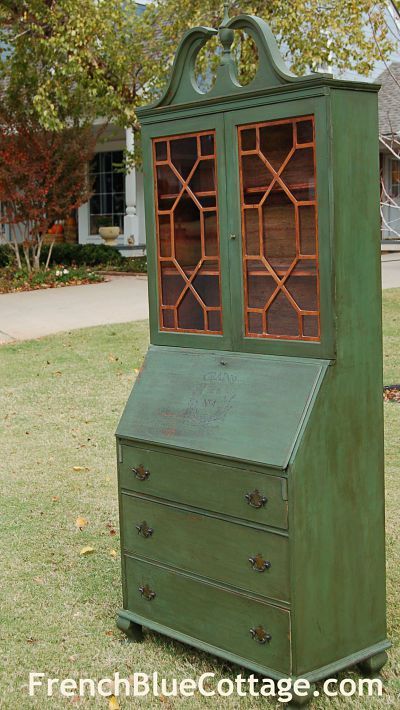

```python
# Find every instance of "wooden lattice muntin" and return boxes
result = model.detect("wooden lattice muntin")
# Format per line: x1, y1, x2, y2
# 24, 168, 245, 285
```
238, 116, 320, 341
153, 131, 222, 334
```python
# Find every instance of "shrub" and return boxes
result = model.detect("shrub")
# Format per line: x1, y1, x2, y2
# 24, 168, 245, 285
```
39, 243, 147, 272
0, 244, 14, 268
1, 242, 147, 272
41, 243, 124, 267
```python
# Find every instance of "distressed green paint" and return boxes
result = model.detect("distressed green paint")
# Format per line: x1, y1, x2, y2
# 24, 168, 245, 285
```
117, 347, 328, 469
224, 97, 335, 358
289, 88, 388, 676
118, 11, 388, 689
118, 444, 288, 529
124, 556, 292, 675
141, 113, 233, 352
121, 493, 289, 603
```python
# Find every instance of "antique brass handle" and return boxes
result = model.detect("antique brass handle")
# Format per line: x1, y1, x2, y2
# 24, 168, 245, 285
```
249, 553, 271, 572
250, 626, 271, 644
136, 521, 154, 538
245, 489, 267, 509
138, 584, 156, 601
132, 464, 150, 481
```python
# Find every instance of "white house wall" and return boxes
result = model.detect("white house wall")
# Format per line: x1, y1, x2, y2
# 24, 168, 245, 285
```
78, 131, 146, 256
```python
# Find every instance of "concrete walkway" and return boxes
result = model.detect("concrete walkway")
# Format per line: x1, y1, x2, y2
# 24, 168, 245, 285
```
0, 275, 148, 344
0, 257, 398, 344
382, 253, 400, 289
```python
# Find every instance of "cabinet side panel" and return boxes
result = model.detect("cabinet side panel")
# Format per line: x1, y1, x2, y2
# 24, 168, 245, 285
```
290, 89, 387, 675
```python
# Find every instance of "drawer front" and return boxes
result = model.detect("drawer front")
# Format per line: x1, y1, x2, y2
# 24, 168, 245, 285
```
118, 444, 288, 530
125, 556, 291, 675
121, 494, 289, 603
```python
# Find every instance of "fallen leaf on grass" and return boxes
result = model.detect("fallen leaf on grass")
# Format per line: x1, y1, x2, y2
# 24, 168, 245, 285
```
109, 696, 120, 710
75, 516, 88, 530
105, 630, 114, 637
72, 466, 89, 472
79, 546, 95, 556
109, 549, 117, 559
33, 577, 45, 585
26, 637, 38, 644
109, 528, 117, 536
52, 496, 60, 502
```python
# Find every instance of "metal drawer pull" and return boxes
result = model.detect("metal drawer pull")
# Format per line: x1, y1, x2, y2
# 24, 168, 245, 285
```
139, 584, 156, 601
245, 489, 267, 509
132, 464, 150, 481
249, 553, 271, 572
250, 626, 271, 644
136, 521, 154, 538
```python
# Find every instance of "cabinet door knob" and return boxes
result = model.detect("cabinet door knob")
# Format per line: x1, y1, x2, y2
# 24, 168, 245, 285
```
245, 489, 268, 509
250, 626, 271, 644
249, 553, 271, 572
136, 521, 154, 538
132, 464, 150, 481
138, 584, 156, 601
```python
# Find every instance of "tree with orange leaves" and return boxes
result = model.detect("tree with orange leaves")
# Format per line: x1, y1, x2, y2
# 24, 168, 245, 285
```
0, 113, 98, 271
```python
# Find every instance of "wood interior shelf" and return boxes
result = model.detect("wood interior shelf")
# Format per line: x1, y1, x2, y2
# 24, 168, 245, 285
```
159, 190, 216, 200
244, 182, 313, 194
162, 267, 316, 277
162, 268, 219, 277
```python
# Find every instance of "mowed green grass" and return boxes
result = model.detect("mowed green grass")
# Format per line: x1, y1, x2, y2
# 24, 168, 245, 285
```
0, 291, 399, 709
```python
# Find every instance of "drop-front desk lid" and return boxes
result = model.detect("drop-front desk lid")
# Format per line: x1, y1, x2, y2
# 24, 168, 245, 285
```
117, 346, 330, 470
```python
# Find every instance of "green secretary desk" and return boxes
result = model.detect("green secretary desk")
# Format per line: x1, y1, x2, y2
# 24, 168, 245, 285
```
116, 8, 389, 701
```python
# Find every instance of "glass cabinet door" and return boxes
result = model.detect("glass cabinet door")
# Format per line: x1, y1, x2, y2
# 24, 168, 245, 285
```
237, 116, 320, 341
152, 131, 223, 334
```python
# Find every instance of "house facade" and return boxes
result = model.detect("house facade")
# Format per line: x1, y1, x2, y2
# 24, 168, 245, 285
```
377, 62, 400, 241
77, 123, 146, 256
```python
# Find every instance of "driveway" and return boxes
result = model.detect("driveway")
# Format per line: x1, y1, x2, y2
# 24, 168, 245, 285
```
0, 275, 148, 344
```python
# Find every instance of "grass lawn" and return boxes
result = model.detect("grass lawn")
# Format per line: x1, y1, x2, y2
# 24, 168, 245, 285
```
0, 291, 399, 709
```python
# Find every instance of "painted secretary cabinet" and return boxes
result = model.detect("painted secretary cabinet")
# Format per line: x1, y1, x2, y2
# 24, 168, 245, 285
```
116, 9, 389, 703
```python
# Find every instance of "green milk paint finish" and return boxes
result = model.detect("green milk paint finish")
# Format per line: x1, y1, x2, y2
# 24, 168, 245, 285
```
116, 9, 389, 699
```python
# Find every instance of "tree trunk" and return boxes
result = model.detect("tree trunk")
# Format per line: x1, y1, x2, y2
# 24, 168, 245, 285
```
45, 239, 55, 270
33, 239, 42, 271
22, 245, 31, 273
9, 224, 22, 269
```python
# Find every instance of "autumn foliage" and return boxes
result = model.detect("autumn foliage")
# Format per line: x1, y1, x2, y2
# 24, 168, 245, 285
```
0, 114, 97, 270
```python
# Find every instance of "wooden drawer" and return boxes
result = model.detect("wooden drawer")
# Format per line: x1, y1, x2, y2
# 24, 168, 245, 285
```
121, 494, 289, 603
118, 443, 288, 530
125, 556, 291, 675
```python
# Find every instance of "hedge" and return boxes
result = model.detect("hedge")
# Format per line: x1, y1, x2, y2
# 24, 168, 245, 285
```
0, 243, 147, 272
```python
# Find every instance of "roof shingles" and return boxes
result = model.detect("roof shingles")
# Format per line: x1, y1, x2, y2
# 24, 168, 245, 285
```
377, 62, 400, 136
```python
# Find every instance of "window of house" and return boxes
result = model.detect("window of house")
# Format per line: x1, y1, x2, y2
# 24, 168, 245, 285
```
89, 151, 125, 234
391, 158, 400, 198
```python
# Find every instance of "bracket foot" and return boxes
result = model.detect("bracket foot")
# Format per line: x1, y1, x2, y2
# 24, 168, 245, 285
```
358, 651, 388, 676
116, 614, 143, 643
288, 683, 316, 707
